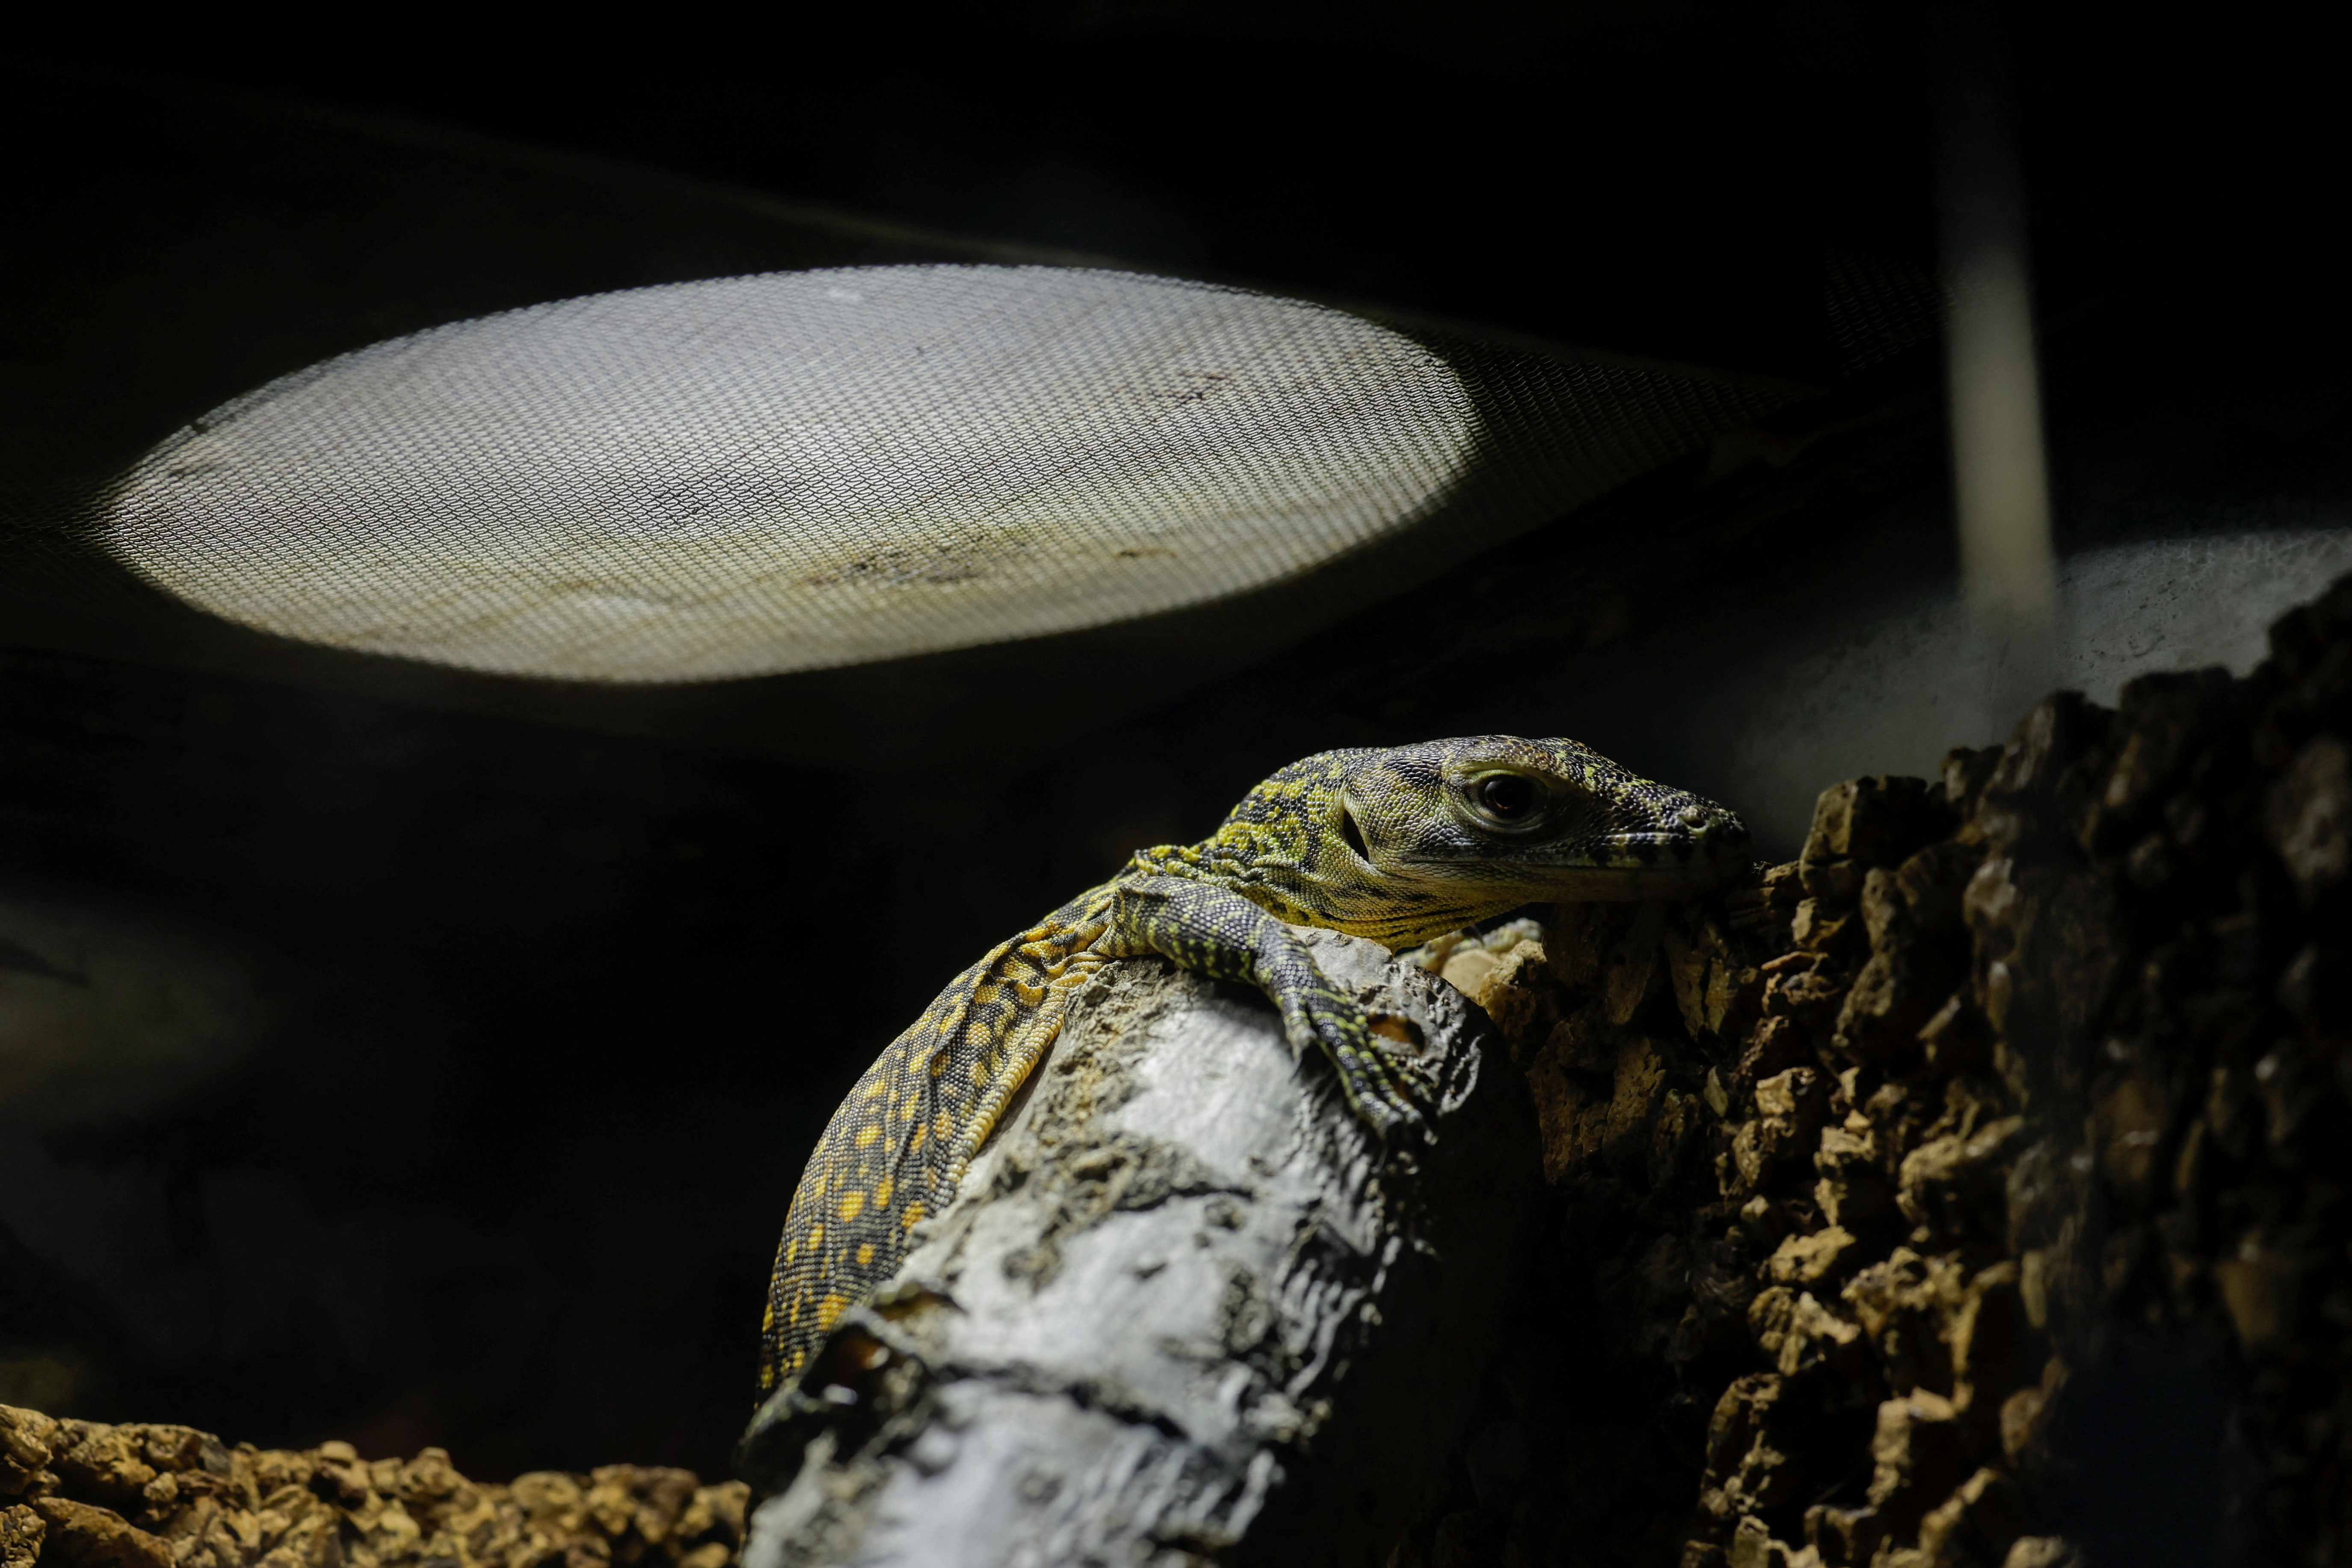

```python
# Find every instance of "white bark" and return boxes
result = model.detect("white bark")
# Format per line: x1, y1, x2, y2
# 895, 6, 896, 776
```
739, 928, 1540, 1568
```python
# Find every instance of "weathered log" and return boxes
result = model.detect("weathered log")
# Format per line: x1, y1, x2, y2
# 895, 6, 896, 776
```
738, 927, 1542, 1568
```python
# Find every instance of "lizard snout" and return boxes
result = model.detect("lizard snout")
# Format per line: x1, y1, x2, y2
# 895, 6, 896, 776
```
1690, 809, 1752, 863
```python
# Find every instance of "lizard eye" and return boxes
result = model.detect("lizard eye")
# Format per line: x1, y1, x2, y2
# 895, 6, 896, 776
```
1466, 772, 1544, 828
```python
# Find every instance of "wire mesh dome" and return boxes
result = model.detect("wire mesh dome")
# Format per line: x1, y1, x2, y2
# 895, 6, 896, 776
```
101, 266, 1483, 683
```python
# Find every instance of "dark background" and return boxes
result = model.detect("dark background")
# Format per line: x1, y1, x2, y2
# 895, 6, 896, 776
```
1, 0, 2339, 1498
22, 4, 2335, 383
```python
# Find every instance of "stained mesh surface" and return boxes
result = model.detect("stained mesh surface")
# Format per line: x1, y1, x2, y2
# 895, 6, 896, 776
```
103, 266, 1479, 682
10, 254, 1817, 728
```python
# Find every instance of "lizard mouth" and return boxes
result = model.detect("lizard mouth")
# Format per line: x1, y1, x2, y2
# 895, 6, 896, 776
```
1605, 831, 1751, 859
1535, 820, 1755, 898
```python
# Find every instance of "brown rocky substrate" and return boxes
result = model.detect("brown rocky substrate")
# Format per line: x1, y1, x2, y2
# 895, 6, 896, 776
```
0, 1406, 746, 1568
1393, 578, 2352, 1568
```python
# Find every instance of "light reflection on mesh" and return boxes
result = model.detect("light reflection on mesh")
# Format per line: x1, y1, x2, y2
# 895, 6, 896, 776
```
102, 266, 1481, 683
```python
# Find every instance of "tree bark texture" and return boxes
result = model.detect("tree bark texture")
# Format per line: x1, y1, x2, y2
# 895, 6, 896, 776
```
1382, 577, 2352, 1568
738, 927, 1542, 1568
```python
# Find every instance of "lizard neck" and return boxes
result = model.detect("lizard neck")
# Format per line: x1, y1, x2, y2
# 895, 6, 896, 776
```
1122, 796, 1568, 948
1120, 839, 1491, 948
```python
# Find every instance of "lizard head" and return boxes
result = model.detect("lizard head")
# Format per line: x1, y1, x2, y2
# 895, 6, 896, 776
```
1214, 735, 1751, 947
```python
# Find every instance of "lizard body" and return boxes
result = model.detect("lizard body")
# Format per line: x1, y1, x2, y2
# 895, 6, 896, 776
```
757, 735, 1748, 1394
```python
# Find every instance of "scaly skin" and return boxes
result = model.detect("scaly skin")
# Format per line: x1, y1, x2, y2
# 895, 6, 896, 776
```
757, 735, 1749, 1394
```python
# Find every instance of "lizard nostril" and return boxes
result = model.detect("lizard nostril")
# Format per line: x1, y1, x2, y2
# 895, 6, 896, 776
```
1678, 804, 1707, 829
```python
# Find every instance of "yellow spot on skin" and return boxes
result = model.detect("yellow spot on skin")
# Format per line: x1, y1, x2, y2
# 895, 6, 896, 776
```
876, 1175, 895, 1207
857, 1243, 875, 1266
810, 1223, 826, 1248
785, 1239, 799, 1264
862, 1078, 887, 1100
911, 1122, 929, 1150
839, 1190, 867, 1221
818, 1293, 849, 1332
855, 1125, 881, 1148
901, 1202, 927, 1231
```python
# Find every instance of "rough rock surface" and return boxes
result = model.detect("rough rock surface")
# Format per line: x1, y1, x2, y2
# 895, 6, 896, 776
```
0, 1408, 747, 1568
1392, 578, 2352, 1567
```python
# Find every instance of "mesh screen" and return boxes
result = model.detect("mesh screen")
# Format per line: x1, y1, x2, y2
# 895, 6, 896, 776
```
104, 266, 1476, 683
76, 264, 1799, 691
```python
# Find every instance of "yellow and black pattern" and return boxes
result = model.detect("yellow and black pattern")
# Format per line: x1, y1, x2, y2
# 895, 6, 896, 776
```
758, 888, 1115, 1391
758, 734, 1752, 1392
